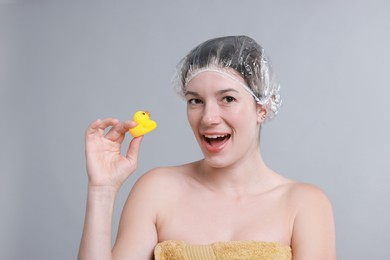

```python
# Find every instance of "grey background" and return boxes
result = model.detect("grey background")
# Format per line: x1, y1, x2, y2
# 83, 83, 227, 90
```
1, 1, 389, 259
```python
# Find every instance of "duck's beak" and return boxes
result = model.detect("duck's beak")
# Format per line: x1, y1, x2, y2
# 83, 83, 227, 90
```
145, 111, 150, 117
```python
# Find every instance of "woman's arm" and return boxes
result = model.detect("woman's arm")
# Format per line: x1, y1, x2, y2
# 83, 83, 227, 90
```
291, 184, 337, 260
112, 170, 161, 259
78, 186, 118, 260
78, 118, 143, 260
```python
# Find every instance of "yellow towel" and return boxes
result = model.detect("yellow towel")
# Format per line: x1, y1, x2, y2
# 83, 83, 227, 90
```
154, 240, 292, 260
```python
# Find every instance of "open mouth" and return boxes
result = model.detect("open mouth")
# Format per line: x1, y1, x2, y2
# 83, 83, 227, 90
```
203, 134, 231, 146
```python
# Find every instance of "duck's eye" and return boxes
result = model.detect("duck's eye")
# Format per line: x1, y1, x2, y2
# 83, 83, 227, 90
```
142, 112, 145, 115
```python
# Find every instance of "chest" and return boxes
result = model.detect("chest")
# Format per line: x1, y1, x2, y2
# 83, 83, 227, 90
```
156, 191, 294, 245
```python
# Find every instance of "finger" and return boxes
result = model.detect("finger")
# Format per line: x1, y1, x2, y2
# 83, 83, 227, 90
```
125, 136, 143, 167
98, 118, 120, 130
118, 120, 138, 143
86, 118, 119, 138
104, 121, 127, 142
105, 120, 137, 143
85, 119, 102, 136
124, 120, 138, 129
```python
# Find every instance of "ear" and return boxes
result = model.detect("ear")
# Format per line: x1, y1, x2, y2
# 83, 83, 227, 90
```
256, 104, 267, 123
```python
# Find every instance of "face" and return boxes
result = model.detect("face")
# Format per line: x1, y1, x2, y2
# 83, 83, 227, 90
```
185, 69, 266, 168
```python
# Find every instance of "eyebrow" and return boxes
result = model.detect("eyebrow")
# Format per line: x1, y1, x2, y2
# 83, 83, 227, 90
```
184, 90, 199, 97
184, 88, 240, 97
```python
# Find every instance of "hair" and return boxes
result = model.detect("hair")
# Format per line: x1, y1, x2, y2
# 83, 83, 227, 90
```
174, 35, 282, 120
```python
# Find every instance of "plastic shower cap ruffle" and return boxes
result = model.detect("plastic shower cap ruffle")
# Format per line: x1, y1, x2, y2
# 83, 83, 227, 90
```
174, 35, 282, 120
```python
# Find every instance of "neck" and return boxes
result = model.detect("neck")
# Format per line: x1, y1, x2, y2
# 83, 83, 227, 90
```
196, 150, 272, 196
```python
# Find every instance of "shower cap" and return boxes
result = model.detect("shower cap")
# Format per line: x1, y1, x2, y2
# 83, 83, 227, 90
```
174, 35, 282, 120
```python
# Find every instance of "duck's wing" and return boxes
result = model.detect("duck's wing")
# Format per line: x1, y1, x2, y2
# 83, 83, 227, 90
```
143, 120, 157, 128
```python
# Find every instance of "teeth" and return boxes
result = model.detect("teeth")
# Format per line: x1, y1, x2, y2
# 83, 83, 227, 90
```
204, 134, 226, 139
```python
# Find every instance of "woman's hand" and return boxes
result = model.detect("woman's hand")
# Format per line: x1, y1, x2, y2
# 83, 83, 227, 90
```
85, 118, 143, 191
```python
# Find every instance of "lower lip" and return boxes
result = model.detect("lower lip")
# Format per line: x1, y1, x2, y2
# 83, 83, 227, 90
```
202, 136, 230, 153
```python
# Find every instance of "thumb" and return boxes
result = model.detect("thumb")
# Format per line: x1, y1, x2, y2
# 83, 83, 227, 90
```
126, 136, 143, 165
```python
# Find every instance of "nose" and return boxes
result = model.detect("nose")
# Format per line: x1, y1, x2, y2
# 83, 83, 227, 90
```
201, 103, 221, 126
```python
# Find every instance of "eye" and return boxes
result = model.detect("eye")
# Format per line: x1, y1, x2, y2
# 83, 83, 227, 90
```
223, 96, 236, 103
188, 98, 203, 105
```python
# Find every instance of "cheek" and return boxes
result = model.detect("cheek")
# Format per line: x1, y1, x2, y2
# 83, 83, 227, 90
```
228, 106, 255, 121
228, 110, 258, 132
186, 109, 199, 130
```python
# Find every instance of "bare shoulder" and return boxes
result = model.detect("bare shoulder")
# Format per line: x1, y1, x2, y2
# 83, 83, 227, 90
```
285, 182, 333, 209
129, 162, 195, 199
267, 174, 332, 209
285, 182, 337, 259
112, 163, 195, 258
135, 163, 192, 185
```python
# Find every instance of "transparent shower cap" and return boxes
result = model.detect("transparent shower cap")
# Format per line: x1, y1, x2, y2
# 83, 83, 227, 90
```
173, 35, 282, 120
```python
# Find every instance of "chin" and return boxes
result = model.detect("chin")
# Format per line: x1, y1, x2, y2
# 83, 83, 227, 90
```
202, 155, 235, 169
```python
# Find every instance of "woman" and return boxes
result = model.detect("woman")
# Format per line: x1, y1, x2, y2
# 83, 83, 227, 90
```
78, 36, 336, 260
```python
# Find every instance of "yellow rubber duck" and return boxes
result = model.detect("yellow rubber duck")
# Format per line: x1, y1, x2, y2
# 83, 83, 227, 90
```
129, 111, 157, 137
